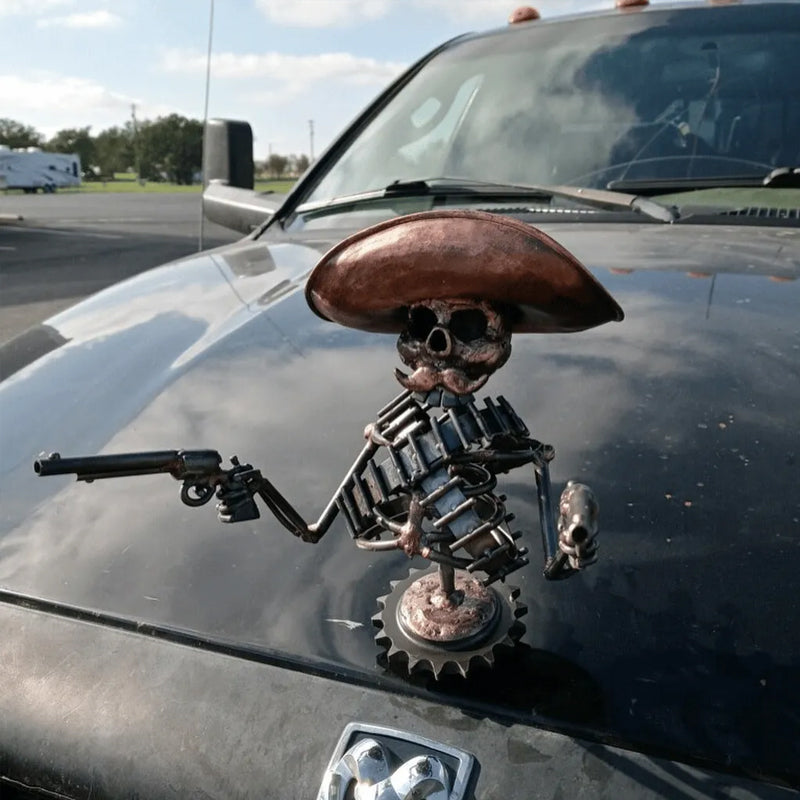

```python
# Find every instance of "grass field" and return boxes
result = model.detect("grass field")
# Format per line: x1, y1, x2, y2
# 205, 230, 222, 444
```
2, 177, 295, 195
74, 177, 296, 194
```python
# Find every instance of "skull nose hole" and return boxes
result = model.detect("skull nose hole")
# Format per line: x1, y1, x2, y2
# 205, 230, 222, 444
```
427, 328, 451, 355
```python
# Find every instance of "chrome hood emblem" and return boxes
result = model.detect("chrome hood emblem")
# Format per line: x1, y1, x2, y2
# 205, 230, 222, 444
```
317, 723, 477, 800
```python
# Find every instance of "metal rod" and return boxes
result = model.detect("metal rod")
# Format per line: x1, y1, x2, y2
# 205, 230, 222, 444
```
381, 408, 424, 440
498, 395, 528, 435
466, 400, 492, 439
405, 432, 427, 476
310, 440, 377, 536
377, 390, 412, 420
386, 445, 409, 485
351, 472, 372, 513
447, 408, 471, 449
198, 0, 214, 252
534, 461, 560, 565
483, 397, 506, 433
366, 460, 389, 503
429, 414, 447, 455
438, 562, 456, 597
355, 537, 400, 551
449, 505, 506, 551
432, 496, 477, 529
418, 475, 462, 508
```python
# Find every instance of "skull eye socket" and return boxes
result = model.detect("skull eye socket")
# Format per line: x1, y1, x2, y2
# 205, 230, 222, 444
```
450, 309, 488, 342
408, 306, 438, 340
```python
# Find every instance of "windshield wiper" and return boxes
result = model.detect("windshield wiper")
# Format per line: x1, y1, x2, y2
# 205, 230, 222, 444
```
296, 177, 678, 223
608, 176, 764, 194
382, 177, 552, 199
610, 167, 800, 194
383, 178, 679, 222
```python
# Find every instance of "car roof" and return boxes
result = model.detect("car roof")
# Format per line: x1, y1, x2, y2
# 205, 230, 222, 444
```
456, 0, 800, 39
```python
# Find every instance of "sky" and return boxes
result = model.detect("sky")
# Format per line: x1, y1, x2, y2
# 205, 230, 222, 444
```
0, 0, 677, 161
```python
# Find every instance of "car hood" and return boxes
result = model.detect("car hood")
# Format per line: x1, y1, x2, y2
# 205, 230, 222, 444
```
1, 219, 799, 783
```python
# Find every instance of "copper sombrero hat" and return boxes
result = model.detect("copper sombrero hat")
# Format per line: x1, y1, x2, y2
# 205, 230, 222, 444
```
306, 209, 623, 333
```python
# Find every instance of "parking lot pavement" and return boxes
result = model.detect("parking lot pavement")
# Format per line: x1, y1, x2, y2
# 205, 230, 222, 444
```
0, 193, 241, 345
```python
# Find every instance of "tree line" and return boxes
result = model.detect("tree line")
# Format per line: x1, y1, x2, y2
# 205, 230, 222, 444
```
0, 117, 308, 185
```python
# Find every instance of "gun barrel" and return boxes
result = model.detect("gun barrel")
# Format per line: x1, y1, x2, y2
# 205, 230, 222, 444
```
34, 450, 221, 481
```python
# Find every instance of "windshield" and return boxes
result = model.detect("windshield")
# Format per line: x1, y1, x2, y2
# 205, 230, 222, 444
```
305, 4, 800, 204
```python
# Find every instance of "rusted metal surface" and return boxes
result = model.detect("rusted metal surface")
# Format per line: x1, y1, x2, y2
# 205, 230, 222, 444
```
349, 390, 536, 590
305, 209, 624, 335
375, 568, 527, 678
396, 298, 511, 395
397, 571, 499, 643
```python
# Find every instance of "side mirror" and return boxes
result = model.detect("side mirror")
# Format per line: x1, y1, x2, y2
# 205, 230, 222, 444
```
203, 119, 254, 189
202, 119, 276, 234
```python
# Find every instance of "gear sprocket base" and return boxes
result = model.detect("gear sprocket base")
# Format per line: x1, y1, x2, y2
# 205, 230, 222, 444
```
373, 568, 527, 679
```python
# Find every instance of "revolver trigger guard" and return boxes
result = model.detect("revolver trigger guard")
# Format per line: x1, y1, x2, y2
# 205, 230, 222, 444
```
180, 481, 215, 507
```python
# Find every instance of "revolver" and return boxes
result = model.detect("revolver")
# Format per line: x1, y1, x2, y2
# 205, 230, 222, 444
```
33, 450, 317, 542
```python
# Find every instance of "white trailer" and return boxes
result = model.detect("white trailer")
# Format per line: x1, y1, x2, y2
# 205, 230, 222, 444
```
0, 147, 81, 193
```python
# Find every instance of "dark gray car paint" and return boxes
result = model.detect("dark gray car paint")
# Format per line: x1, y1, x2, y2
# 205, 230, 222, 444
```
1, 219, 798, 792
2, 599, 797, 799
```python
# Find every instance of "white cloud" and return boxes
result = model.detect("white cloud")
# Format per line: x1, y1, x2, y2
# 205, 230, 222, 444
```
0, 73, 178, 136
254, 0, 391, 27
36, 9, 122, 28
0, 73, 130, 114
411, 0, 513, 23
0, 0, 73, 15
161, 48, 405, 88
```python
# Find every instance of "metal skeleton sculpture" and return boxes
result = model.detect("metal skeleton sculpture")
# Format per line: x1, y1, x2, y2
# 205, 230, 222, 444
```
288, 209, 621, 677
36, 210, 623, 679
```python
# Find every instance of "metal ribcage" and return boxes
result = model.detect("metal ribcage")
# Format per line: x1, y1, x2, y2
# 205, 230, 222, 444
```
332, 392, 531, 582
333, 393, 526, 533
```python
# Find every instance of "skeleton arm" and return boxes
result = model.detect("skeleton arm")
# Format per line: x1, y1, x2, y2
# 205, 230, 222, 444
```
218, 389, 598, 581
216, 439, 379, 543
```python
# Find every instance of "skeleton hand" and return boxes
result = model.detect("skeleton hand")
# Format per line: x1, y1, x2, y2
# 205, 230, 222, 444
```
557, 481, 599, 569
364, 422, 393, 448
397, 495, 425, 557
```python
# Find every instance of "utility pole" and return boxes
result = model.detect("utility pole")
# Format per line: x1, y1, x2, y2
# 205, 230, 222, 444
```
308, 119, 314, 161
130, 103, 141, 182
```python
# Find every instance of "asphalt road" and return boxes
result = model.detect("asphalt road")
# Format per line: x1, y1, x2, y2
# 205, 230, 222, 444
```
0, 193, 242, 346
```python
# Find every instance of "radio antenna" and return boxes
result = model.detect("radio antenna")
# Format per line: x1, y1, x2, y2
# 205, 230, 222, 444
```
199, 0, 215, 251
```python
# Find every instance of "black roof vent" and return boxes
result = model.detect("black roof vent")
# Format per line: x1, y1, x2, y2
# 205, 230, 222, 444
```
720, 206, 799, 220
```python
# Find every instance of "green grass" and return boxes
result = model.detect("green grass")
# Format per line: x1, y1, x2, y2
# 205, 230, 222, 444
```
77, 180, 201, 193
256, 179, 295, 193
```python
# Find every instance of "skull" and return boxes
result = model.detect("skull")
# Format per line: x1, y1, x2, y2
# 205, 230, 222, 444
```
395, 299, 512, 395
